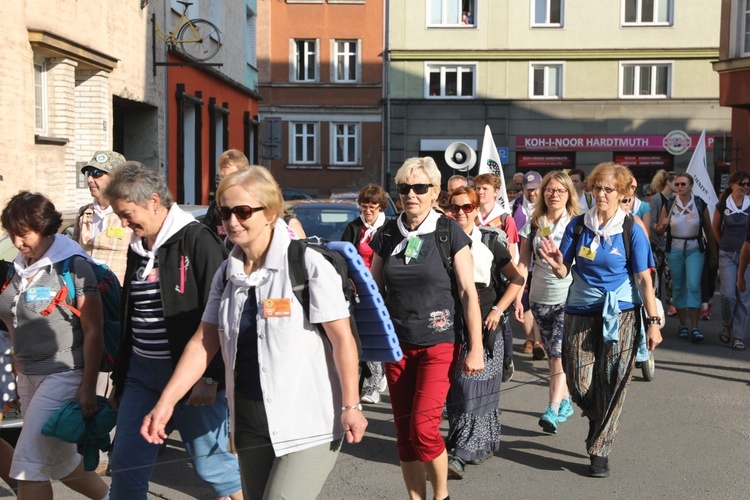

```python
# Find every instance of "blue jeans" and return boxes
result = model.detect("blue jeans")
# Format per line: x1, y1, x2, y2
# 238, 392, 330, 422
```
110, 354, 242, 499
666, 249, 703, 309
719, 250, 750, 341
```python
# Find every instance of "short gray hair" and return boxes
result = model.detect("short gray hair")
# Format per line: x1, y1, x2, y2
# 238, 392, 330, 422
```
104, 161, 174, 208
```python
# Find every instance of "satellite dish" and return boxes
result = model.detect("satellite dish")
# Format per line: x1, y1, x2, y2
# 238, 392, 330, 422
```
444, 142, 477, 172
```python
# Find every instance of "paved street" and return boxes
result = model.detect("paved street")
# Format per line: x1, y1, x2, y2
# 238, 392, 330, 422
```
3, 295, 749, 499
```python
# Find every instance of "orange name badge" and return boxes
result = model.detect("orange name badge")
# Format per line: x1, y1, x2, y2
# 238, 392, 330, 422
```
263, 298, 292, 318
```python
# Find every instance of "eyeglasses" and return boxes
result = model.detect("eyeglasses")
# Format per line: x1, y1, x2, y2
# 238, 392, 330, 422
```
84, 168, 107, 179
446, 203, 476, 215
397, 183, 433, 195
620, 198, 632, 204
216, 205, 265, 221
360, 203, 381, 211
544, 188, 568, 196
592, 186, 617, 194
738, 182, 750, 187
674, 182, 688, 187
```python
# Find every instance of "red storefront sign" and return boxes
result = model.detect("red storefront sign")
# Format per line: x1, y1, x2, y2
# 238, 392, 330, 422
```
515, 134, 717, 151
614, 152, 673, 167
517, 152, 574, 168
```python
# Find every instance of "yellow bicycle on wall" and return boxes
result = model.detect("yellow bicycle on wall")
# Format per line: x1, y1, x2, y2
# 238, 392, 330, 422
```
154, 1, 221, 61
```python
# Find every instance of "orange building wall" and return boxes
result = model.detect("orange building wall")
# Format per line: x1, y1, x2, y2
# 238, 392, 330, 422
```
167, 56, 260, 204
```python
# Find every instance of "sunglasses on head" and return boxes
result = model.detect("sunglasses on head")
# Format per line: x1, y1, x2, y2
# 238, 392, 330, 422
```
674, 182, 689, 187
216, 205, 265, 221
446, 203, 476, 215
84, 168, 107, 179
397, 183, 433, 195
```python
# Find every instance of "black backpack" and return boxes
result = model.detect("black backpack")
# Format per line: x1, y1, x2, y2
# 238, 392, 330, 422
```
287, 239, 362, 357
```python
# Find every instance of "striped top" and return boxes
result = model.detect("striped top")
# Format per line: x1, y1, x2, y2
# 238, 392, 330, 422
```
129, 254, 170, 359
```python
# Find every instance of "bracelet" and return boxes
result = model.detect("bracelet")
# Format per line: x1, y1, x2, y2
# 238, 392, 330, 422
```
342, 404, 363, 411
645, 316, 661, 326
491, 306, 501, 313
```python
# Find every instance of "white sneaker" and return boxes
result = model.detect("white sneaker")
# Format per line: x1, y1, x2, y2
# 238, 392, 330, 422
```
361, 388, 381, 404
378, 377, 388, 393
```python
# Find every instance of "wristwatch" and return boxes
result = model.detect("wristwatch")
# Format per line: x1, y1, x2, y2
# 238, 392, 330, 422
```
342, 404, 363, 411
201, 377, 219, 386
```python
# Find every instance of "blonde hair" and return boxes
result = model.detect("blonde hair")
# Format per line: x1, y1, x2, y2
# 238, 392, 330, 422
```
530, 171, 581, 228
587, 162, 632, 198
216, 166, 284, 223
395, 157, 441, 192
218, 149, 250, 170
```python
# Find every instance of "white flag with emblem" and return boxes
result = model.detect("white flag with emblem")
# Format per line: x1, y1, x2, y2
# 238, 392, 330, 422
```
478, 125, 510, 214
685, 130, 718, 215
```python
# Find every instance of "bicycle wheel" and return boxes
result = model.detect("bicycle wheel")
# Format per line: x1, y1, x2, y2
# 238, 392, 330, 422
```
176, 19, 221, 61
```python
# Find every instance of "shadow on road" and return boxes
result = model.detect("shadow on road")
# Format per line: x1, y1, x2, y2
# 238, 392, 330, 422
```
497, 433, 589, 475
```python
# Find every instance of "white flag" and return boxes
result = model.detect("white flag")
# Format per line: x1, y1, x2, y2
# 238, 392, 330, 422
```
478, 125, 510, 214
685, 130, 718, 216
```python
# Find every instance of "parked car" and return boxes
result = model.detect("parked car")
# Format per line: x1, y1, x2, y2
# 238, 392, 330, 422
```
282, 188, 314, 201
330, 191, 399, 218
285, 199, 362, 241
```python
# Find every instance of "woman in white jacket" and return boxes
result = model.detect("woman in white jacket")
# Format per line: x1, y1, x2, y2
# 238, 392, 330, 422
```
140, 167, 366, 499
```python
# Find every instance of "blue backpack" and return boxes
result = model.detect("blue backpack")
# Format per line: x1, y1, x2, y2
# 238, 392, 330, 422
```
1, 256, 122, 372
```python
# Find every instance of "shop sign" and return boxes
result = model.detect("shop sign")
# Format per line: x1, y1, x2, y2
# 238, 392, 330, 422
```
515, 134, 717, 152
517, 152, 574, 168
614, 152, 672, 167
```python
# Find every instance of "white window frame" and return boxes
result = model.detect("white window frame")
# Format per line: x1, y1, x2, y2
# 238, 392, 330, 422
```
289, 122, 319, 165
427, 0, 477, 28
210, 0, 222, 42
33, 56, 48, 135
290, 39, 319, 82
330, 122, 360, 166
332, 40, 360, 83
425, 62, 477, 99
742, 0, 750, 56
246, 7, 257, 68
621, 0, 673, 26
529, 62, 564, 99
531, 0, 564, 28
619, 61, 672, 98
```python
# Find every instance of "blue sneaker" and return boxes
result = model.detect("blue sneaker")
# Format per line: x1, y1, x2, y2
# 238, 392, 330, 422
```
557, 399, 574, 423
538, 406, 558, 434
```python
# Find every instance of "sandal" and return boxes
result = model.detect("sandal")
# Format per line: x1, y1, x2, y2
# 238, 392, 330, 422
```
719, 331, 731, 344
732, 339, 746, 351
532, 342, 547, 360
521, 339, 534, 354
677, 326, 689, 339
690, 329, 705, 343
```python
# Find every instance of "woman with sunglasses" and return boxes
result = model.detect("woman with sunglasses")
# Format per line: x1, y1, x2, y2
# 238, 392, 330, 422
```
142, 166, 366, 499
103, 162, 243, 500
712, 171, 750, 351
443, 187, 523, 478
655, 173, 717, 343
620, 176, 651, 235
538, 162, 662, 478
649, 170, 677, 311
517, 171, 580, 435
370, 157, 483, 500
341, 184, 389, 405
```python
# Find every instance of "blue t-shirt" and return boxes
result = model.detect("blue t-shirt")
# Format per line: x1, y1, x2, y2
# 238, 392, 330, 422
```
560, 215, 653, 313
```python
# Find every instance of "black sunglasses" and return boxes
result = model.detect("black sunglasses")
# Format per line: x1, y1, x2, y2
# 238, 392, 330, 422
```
674, 182, 689, 187
84, 168, 107, 179
620, 198, 632, 204
738, 181, 750, 187
217, 205, 265, 221
397, 183, 433, 195
446, 203, 476, 214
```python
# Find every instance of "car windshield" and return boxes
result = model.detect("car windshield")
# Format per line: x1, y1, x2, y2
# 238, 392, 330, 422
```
291, 205, 359, 241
